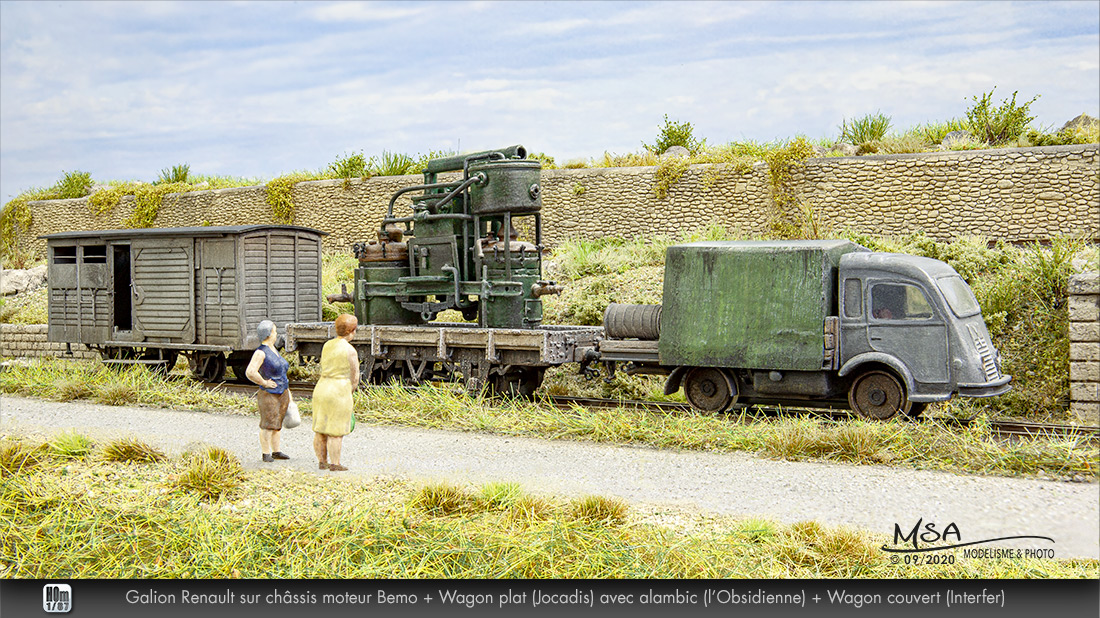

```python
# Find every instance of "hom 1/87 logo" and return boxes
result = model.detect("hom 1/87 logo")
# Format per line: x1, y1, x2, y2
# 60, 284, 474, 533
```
43, 583, 72, 613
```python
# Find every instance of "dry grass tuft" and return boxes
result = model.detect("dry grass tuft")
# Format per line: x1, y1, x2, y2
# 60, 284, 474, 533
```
569, 495, 628, 525
411, 482, 480, 516
172, 446, 243, 501
0, 440, 48, 476
102, 438, 166, 463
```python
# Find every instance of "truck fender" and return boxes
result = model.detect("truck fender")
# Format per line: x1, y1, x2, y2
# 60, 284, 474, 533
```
664, 366, 689, 396
838, 353, 917, 396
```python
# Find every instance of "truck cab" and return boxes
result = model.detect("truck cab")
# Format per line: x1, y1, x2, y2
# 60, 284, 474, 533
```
837, 252, 1011, 418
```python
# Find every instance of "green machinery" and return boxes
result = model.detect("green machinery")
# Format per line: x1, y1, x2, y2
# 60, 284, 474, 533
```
349, 145, 561, 329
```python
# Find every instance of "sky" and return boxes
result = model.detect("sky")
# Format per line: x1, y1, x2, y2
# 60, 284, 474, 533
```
1, 0, 1098, 204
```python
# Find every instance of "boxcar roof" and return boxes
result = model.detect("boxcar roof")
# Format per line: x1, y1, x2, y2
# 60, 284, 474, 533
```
40, 224, 327, 241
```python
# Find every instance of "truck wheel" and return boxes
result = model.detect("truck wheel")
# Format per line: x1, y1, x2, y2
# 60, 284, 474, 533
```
848, 370, 911, 420
683, 367, 734, 413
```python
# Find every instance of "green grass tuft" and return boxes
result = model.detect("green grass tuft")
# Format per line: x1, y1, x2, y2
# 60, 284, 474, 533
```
48, 432, 94, 459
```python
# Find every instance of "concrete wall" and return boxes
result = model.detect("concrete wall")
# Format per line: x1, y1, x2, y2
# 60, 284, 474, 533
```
1069, 272, 1100, 425
12, 144, 1098, 257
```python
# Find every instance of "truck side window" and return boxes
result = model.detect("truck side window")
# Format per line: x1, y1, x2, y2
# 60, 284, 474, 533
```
871, 283, 934, 320
843, 278, 862, 318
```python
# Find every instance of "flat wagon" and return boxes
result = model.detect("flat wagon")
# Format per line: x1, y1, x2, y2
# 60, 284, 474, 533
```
42, 225, 326, 380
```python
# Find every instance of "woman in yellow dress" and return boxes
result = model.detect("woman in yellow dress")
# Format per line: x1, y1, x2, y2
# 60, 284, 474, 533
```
312, 313, 360, 471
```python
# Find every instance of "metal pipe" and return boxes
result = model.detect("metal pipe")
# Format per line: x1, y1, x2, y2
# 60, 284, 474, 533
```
441, 265, 472, 309
424, 145, 527, 175
385, 180, 464, 220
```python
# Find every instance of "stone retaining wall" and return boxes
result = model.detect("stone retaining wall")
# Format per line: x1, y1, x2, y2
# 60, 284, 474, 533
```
0, 324, 97, 360
1069, 272, 1100, 426
11, 144, 1098, 257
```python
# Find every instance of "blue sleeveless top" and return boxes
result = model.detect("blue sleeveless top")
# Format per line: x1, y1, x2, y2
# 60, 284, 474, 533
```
256, 345, 289, 394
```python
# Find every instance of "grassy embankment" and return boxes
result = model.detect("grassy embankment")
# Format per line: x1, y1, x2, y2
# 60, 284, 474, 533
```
1, 359, 1095, 481
2, 434, 1095, 579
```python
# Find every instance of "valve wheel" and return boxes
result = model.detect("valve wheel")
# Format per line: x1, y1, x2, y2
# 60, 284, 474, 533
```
683, 367, 734, 413
848, 370, 911, 420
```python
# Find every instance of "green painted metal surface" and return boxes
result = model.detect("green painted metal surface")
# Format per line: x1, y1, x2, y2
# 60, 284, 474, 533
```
659, 240, 867, 370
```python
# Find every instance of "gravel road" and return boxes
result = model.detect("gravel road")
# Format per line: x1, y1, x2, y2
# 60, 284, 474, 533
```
3, 394, 1097, 559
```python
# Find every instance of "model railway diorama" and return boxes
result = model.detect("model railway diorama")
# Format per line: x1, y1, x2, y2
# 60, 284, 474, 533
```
42, 145, 1011, 419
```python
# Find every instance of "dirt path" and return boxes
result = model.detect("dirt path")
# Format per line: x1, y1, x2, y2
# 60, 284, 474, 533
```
2, 394, 1097, 559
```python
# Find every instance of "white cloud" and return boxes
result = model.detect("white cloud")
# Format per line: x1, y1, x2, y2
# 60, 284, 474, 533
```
308, 2, 426, 23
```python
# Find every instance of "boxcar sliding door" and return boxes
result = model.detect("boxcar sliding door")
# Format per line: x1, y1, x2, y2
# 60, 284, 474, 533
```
131, 238, 196, 343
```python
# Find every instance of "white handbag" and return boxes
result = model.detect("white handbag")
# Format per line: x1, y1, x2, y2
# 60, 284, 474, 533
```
284, 400, 301, 429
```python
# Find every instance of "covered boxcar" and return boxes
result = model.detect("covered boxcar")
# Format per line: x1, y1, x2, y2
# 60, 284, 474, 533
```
41, 225, 326, 380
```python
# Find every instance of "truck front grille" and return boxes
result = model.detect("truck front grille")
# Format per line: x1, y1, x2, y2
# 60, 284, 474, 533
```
968, 324, 1000, 382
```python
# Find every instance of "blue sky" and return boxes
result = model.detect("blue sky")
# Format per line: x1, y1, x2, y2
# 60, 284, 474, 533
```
2, 0, 1098, 204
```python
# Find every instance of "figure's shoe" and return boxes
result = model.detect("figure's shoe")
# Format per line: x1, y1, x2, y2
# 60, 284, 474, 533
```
319, 462, 330, 470
272, 452, 290, 460
262, 454, 274, 463
329, 464, 348, 472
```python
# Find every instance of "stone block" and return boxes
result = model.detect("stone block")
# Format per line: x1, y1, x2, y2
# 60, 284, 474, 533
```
1071, 342, 1100, 362
1070, 381, 1100, 402
1069, 362, 1100, 382
1070, 401, 1100, 426
1068, 295, 1100, 323
1069, 321, 1100, 343
1069, 272, 1099, 295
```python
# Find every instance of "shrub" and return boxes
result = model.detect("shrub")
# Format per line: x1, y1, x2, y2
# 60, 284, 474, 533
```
156, 164, 190, 185
840, 112, 891, 145
527, 152, 556, 169
373, 151, 415, 176
966, 88, 1039, 145
645, 114, 702, 154
55, 170, 94, 199
328, 151, 371, 182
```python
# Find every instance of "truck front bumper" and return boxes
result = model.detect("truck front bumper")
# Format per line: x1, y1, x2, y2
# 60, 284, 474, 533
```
957, 374, 1012, 398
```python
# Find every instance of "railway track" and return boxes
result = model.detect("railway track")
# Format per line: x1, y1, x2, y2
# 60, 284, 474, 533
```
193, 377, 1099, 442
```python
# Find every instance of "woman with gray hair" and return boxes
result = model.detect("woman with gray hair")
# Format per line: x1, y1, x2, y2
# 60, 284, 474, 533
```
245, 319, 293, 463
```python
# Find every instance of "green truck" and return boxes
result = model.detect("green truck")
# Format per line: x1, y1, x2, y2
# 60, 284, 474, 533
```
599, 240, 1011, 419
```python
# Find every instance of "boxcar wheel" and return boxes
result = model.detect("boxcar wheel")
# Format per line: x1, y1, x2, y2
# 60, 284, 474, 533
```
190, 353, 227, 383
848, 370, 910, 420
683, 367, 734, 413
142, 349, 178, 376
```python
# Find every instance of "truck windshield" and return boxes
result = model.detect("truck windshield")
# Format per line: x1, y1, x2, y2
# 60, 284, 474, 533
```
938, 276, 981, 318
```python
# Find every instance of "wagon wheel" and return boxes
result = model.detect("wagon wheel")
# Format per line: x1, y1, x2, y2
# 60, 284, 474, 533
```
488, 367, 545, 399
683, 367, 734, 413
848, 370, 911, 420
189, 352, 227, 383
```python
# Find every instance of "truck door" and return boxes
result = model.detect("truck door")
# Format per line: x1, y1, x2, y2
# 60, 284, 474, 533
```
867, 281, 948, 384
